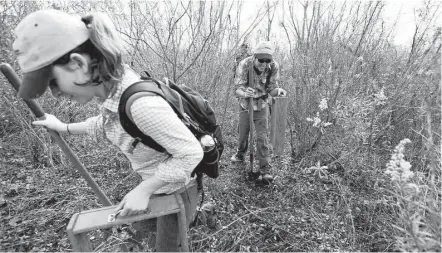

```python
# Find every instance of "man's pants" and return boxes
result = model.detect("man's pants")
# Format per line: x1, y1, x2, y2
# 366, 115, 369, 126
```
236, 106, 270, 168
133, 182, 198, 252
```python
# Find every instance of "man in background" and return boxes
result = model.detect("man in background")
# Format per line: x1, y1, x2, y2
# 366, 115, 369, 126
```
230, 41, 287, 183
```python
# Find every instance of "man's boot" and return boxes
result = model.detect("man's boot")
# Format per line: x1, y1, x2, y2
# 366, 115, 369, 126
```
258, 164, 273, 184
230, 153, 245, 162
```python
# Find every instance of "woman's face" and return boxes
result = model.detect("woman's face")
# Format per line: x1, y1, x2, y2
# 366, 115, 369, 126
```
49, 54, 103, 104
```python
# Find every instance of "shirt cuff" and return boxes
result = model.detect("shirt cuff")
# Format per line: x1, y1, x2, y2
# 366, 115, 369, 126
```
85, 115, 104, 143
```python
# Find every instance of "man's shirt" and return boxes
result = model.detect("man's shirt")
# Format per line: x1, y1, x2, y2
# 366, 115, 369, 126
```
234, 56, 279, 111
233, 50, 251, 77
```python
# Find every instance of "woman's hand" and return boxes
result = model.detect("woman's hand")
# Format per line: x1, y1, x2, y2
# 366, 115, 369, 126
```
114, 174, 166, 217
115, 185, 151, 217
32, 113, 67, 132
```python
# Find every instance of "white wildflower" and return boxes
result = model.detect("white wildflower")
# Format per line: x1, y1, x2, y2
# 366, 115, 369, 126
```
312, 116, 321, 127
401, 169, 414, 182
319, 98, 328, 111
385, 139, 414, 183
374, 87, 387, 105
304, 161, 329, 179
400, 160, 411, 171
328, 65, 333, 74
322, 122, 332, 127
306, 117, 313, 122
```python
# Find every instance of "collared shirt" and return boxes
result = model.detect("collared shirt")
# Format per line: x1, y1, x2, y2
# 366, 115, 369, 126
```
235, 51, 251, 66
234, 56, 279, 111
85, 66, 204, 194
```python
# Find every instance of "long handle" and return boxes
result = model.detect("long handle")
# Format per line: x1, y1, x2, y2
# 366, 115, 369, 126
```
0, 63, 113, 206
248, 98, 254, 173
247, 66, 255, 173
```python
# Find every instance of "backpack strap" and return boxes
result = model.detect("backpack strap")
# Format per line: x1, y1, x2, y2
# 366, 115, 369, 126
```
119, 79, 186, 153
124, 91, 166, 152
124, 78, 185, 120
119, 81, 167, 152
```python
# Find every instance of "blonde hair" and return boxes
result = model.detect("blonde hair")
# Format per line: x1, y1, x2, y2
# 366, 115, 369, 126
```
54, 12, 127, 96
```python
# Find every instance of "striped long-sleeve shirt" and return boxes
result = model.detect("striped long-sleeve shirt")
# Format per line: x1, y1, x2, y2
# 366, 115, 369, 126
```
85, 66, 204, 194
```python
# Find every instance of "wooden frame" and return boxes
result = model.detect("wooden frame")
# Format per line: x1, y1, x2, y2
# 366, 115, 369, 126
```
67, 193, 189, 252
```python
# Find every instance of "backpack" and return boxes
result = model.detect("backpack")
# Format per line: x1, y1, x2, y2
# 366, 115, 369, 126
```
117, 74, 224, 190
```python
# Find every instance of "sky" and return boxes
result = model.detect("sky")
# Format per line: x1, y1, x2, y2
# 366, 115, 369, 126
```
13, 0, 437, 49
237, 0, 437, 47
383, 0, 427, 46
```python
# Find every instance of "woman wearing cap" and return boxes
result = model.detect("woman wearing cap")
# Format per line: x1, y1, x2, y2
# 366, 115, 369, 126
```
230, 41, 287, 182
13, 9, 203, 251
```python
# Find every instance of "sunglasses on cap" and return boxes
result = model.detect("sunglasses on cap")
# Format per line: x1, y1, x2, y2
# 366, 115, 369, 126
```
258, 58, 271, 63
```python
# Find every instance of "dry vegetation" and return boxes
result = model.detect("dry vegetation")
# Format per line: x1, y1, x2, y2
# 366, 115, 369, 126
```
1, 0, 440, 252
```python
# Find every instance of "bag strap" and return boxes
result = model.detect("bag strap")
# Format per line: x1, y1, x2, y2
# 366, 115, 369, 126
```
119, 81, 167, 152
119, 79, 185, 152
140, 77, 186, 116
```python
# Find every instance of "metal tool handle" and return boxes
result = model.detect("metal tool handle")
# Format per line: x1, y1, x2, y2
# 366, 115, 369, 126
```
248, 97, 254, 173
247, 67, 255, 173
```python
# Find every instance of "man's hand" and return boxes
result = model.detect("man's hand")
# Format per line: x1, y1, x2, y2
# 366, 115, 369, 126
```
277, 88, 287, 97
244, 87, 255, 98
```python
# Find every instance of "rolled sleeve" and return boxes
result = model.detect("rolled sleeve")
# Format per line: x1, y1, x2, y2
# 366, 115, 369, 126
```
130, 96, 204, 184
85, 115, 105, 143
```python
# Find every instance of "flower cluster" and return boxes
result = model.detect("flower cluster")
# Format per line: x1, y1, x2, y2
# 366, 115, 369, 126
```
306, 98, 332, 129
385, 139, 414, 183
374, 87, 387, 105
319, 98, 328, 111
306, 112, 321, 127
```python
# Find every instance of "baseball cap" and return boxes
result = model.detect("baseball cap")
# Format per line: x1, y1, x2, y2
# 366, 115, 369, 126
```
254, 41, 274, 60
13, 9, 90, 99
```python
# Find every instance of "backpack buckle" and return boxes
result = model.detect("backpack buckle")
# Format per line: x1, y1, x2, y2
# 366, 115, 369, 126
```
128, 137, 142, 154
